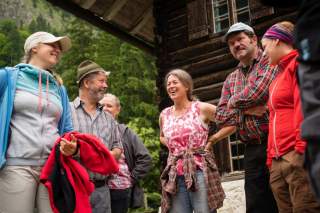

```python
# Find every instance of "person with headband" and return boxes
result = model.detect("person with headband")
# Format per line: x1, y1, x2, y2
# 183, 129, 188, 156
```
0, 31, 75, 213
262, 21, 320, 212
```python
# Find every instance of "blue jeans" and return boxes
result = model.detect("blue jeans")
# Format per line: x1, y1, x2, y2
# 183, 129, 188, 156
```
170, 171, 216, 213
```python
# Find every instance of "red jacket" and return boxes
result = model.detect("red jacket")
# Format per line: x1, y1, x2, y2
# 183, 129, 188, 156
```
40, 132, 119, 213
267, 50, 306, 167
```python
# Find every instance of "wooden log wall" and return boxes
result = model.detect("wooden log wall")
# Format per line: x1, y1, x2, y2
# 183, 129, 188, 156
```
154, 0, 297, 174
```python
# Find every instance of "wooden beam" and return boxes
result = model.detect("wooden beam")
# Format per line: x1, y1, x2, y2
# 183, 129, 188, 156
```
102, 0, 129, 21
130, 7, 153, 35
79, 0, 96, 9
193, 68, 233, 88
193, 82, 224, 101
46, 0, 154, 55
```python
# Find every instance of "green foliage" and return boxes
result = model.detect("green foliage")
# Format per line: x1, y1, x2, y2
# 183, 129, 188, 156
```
1, 1, 161, 208
108, 43, 158, 128
32, 0, 38, 8
28, 15, 54, 35
57, 18, 98, 100
127, 118, 161, 211
0, 19, 25, 66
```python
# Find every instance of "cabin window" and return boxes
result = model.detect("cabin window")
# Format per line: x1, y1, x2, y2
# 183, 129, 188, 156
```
228, 133, 245, 172
211, 0, 250, 33
212, 0, 230, 32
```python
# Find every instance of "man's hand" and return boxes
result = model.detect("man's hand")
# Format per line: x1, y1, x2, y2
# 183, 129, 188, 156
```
244, 105, 268, 117
60, 134, 78, 156
111, 148, 122, 160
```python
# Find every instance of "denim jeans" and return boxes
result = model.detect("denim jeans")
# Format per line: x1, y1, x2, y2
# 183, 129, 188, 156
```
170, 170, 216, 213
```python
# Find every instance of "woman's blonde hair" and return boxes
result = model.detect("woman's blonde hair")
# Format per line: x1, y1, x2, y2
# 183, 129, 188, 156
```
277, 21, 294, 34
164, 69, 195, 101
21, 50, 33, 63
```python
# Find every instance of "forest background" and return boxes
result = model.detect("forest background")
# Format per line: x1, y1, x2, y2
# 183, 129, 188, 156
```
0, 0, 161, 212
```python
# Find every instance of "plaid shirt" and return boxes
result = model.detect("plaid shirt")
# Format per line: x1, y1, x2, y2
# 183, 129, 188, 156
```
108, 153, 132, 189
216, 50, 279, 143
70, 97, 122, 180
160, 148, 225, 213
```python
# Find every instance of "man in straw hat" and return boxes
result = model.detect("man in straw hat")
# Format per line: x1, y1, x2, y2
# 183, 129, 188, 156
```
70, 60, 122, 213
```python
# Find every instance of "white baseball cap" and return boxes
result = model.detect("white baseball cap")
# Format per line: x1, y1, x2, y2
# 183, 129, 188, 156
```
224, 22, 255, 42
24, 31, 72, 53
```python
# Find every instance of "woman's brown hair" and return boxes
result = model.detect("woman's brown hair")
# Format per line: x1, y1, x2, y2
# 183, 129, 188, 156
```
164, 69, 195, 101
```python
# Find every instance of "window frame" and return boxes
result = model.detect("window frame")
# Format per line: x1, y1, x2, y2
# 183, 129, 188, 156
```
209, 0, 250, 35
228, 133, 245, 172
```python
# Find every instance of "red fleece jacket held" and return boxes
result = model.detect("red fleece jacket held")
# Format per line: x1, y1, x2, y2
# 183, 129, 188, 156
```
40, 132, 119, 213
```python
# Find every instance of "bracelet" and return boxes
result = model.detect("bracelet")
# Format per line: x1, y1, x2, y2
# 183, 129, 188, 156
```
72, 143, 80, 156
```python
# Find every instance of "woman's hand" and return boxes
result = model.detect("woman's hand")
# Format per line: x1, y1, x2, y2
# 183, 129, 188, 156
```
60, 134, 78, 156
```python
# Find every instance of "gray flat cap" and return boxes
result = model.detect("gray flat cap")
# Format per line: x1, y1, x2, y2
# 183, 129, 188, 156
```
224, 22, 255, 42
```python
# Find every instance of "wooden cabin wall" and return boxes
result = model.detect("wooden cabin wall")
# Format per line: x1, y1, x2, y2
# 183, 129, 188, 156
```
154, 0, 297, 174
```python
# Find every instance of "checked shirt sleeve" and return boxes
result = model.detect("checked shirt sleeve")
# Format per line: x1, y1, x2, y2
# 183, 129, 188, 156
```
228, 56, 277, 109
216, 74, 239, 128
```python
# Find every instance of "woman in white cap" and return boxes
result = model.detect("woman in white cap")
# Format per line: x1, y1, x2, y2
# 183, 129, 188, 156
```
0, 32, 76, 213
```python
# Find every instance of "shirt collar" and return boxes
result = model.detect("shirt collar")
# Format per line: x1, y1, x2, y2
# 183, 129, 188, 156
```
237, 49, 263, 72
73, 97, 82, 108
73, 97, 103, 110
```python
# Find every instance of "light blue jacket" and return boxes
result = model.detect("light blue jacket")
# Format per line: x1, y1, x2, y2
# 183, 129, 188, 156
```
0, 65, 73, 168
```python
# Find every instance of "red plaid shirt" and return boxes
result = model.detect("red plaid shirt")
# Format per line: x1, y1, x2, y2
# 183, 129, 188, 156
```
216, 50, 279, 143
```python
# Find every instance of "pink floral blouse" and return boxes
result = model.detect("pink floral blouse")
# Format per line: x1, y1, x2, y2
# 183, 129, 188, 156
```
160, 101, 209, 175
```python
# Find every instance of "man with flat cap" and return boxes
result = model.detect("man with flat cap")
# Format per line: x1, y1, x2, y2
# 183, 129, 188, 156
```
206, 22, 278, 213
70, 60, 122, 213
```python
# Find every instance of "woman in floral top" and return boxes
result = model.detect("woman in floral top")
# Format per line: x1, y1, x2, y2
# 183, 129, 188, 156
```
159, 69, 225, 213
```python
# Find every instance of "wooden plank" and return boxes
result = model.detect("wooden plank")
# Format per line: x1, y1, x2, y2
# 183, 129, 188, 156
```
130, 7, 153, 34
78, 0, 96, 9
180, 53, 237, 76
102, 0, 129, 21
213, 139, 232, 174
167, 34, 188, 52
170, 46, 229, 67
193, 68, 233, 87
168, 25, 187, 37
249, 0, 274, 20
167, 7, 187, 20
46, 0, 154, 54
164, 0, 186, 14
187, 0, 209, 40
168, 15, 187, 31
253, 11, 297, 36
169, 36, 225, 56
193, 82, 224, 101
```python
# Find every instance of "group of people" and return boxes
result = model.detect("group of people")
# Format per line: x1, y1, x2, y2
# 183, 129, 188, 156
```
159, 20, 320, 213
0, 31, 152, 213
1, 12, 320, 213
